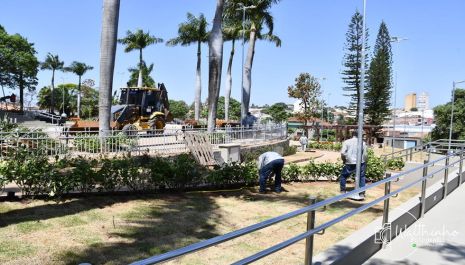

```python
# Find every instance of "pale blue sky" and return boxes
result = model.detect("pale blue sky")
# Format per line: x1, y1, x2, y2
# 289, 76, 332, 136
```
1, 0, 464, 108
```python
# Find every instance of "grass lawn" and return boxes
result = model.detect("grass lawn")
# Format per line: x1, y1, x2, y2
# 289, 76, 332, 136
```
0, 181, 420, 265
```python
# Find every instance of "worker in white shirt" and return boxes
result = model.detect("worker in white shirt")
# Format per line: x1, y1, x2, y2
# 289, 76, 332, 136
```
299, 134, 308, 152
257, 151, 285, 193
340, 130, 368, 198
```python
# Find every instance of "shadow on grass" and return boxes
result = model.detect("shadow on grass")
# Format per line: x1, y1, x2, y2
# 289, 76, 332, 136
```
0, 194, 221, 265
58, 194, 220, 265
0, 195, 141, 228
211, 186, 384, 216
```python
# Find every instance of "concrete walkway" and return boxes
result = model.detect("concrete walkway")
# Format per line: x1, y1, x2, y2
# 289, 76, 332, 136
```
363, 182, 465, 265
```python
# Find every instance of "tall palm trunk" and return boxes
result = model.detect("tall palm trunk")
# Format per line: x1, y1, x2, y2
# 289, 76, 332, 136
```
51, 69, 55, 114
207, 0, 224, 132
224, 39, 235, 121
194, 41, 201, 120
98, 0, 120, 136
241, 24, 257, 118
137, 48, 143, 87
77, 75, 82, 117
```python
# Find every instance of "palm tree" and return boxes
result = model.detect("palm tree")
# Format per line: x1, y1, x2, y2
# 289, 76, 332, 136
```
118, 29, 163, 88
65, 61, 93, 118
207, 0, 225, 132
41, 53, 64, 114
127, 61, 155, 87
166, 13, 209, 121
99, 0, 120, 135
225, 0, 282, 118
223, 20, 242, 121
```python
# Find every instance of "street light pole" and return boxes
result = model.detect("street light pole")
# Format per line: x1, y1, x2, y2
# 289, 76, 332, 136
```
237, 3, 256, 124
354, 0, 367, 199
61, 77, 65, 115
449, 80, 465, 152
390, 36, 407, 153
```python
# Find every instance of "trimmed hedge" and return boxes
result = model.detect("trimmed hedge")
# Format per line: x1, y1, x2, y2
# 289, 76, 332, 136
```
308, 141, 343, 151
0, 147, 387, 198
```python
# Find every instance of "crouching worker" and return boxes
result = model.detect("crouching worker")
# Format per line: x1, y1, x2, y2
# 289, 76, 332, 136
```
258, 151, 285, 193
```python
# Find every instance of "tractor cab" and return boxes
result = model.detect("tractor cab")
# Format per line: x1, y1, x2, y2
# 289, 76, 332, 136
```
112, 83, 172, 131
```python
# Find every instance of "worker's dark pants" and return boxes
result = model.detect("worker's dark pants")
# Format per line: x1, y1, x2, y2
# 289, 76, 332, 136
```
340, 163, 366, 193
259, 159, 285, 192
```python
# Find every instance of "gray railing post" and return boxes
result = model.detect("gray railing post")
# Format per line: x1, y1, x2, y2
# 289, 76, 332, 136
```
382, 173, 391, 226
427, 147, 431, 164
304, 196, 317, 265
443, 157, 450, 198
409, 148, 413, 161
459, 150, 464, 185
420, 160, 428, 218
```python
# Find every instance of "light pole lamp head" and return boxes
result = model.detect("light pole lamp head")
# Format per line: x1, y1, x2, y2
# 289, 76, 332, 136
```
390, 36, 408, 43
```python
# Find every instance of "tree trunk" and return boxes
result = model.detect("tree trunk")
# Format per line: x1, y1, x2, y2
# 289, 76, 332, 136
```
194, 41, 202, 120
137, 48, 143, 87
98, 0, 120, 136
207, 0, 224, 132
51, 69, 55, 114
77, 75, 81, 117
241, 24, 257, 119
224, 39, 235, 121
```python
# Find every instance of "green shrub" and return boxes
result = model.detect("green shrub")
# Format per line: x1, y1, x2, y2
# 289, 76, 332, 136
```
386, 157, 405, 171
308, 141, 342, 151
282, 163, 301, 182
283, 145, 297, 156
73, 133, 136, 153
0, 147, 53, 196
366, 149, 386, 182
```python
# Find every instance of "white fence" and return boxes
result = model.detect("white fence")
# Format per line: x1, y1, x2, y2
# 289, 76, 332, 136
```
0, 124, 287, 158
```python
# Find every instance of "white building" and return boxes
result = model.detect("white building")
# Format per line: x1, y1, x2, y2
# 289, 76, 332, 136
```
417, 92, 430, 111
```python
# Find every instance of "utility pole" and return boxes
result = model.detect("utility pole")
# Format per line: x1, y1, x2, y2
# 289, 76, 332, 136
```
390, 36, 407, 153
352, 0, 367, 201
449, 80, 465, 153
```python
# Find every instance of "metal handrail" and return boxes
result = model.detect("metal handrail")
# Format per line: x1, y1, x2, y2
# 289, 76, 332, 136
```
381, 139, 465, 162
131, 148, 464, 265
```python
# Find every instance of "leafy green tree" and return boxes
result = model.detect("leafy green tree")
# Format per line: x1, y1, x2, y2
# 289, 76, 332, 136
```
288, 73, 324, 125
65, 61, 93, 117
263, 102, 290, 123
38, 84, 98, 118
201, 96, 241, 120
127, 61, 155, 87
342, 10, 369, 117
118, 29, 163, 88
225, 0, 282, 118
365, 21, 392, 126
0, 30, 39, 112
99, 0, 120, 135
169, 99, 189, 120
38, 84, 77, 116
432, 89, 465, 140
166, 13, 209, 121
41, 53, 64, 114
80, 86, 99, 119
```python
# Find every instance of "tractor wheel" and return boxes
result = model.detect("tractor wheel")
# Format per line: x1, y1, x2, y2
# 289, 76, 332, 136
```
150, 117, 165, 134
122, 124, 137, 136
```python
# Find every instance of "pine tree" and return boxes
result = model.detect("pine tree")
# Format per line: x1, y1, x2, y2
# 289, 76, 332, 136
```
341, 10, 369, 117
365, 21, 392, 126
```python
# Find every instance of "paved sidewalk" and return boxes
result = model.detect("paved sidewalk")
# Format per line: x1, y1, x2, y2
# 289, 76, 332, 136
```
363, 183, 465, 265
